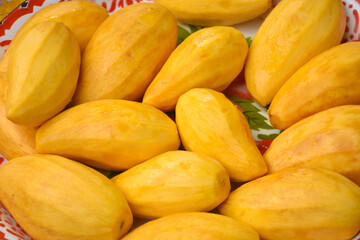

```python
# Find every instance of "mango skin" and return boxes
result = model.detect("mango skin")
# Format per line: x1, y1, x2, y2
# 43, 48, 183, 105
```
6, 21, 80, 127
71, 3, 177, 105
176, 88, 267, 182
122, 212, 259, 240
269, 42, 360, 130
0, 0, 108, 73
143, 26, 248, 112
264, 105, 360, 186
245, 0, 346, 106
36, 99, 180, 170
0, 154, 133, 240
112, 151, 230, 219
0, 72, 36, 159
219, 168, 360, 240
154, 0, 271, 26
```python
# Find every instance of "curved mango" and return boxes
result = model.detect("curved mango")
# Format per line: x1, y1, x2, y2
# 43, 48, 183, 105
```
153, 0, 271, 26
264, 105, 360, 186
219, 168, 360, 240
112, 151, 230, 219
36, 99, 180, 170
176, 88, 267, 182
245, 0, 346, 106
143, 26, 248, 112
0, 154, 133, 240
122, 212, 259, 240
269, 42, 360, 130
71, 3, 177, 105
0, 0, 108, 73
6, 21, 80, 127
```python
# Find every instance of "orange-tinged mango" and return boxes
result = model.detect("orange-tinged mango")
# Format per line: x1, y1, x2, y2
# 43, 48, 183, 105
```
0, 154, 133, 240
36, 99, 180, 170
245, 0, 346, 106
219, 168, 360, 240
264, 105, 360, 185
112, 151, 230, 219
0, 72, 36, 159
153, 0, 271, 26
6, 21, 80, 127
0, 0, 108, 73
143, 26, 248, 112
71, 3, 177, 105
269, 42, 360, 130
122, 212, 259, 240
176, 88, 267, 182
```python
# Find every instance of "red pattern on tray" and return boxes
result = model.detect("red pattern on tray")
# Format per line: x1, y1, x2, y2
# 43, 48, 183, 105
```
343, 0, 360, 41
0, 0, 46, 36
0, 204, 31, 240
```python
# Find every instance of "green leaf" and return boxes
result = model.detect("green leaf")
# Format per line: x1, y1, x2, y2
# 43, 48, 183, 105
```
177, 25, 203, 45
189, 25, 202, 33
258, 133, 280, 140
246, 37, 253, 47
177, 25, 191, 45
226, 94, 275, 131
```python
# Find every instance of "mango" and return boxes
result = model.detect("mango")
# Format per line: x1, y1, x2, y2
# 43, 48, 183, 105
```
6, 21, 80, 127
112, 151, 230, 219
176, 88, 267, 182
153, 0, 271, 26
264, 105, 360, 185
245, 0, 346, 106
0, 72, 36, 159
122, 212, 259, 240
269, 42, 360, 130
143, 26, 248, 112
219, 168, 360, 240
0, 154, 133, 240
36, 99, 180, 170
71, 3, 177, 105
0, 0, 108, 73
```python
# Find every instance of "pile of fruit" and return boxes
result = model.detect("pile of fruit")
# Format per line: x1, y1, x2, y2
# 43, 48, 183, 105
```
0, 0, 359, 239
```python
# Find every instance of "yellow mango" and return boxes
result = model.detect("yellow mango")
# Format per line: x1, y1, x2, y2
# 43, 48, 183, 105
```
269, 42, 360, 130
36, 99, 180, 170
71, 3, 177, 105
245, 0, 346, 106
0, 154, 133, 240
6, 21, 80, 127
264, 105, 360, 185
176, 88, 267, 182
0, 72, 36, 159
112, 151, 230, 219
0, 0, 108, 73
153, 0, 271, 26
122, 212, 259, 240
219, 168, 360, 240
143, 26, 248, 112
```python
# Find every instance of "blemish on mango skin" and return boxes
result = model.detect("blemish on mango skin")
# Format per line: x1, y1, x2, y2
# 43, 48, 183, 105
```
120, 220, 125, 230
